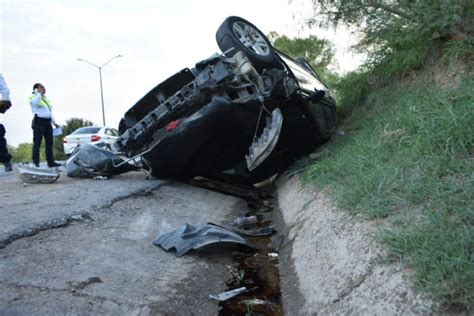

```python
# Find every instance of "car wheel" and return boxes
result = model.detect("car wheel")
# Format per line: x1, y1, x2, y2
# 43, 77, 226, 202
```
216, 16, 276, 69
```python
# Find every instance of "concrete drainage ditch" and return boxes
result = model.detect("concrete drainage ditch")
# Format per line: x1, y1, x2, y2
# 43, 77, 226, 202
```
217, 189, 283, 315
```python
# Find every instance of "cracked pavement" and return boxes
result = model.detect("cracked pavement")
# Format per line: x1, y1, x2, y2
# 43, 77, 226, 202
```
0, 168, 248, 314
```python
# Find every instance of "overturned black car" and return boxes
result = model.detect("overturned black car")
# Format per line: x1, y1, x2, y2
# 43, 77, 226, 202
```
114, 16, 336, 184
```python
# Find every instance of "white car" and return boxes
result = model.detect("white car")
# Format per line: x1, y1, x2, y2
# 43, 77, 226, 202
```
63, 126, 119, 155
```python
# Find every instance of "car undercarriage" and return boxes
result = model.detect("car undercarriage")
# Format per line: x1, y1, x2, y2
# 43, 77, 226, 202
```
67, 16, 337, 185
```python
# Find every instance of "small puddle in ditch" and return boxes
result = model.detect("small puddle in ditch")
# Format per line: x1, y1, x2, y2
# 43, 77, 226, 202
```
218, 188, 283, 316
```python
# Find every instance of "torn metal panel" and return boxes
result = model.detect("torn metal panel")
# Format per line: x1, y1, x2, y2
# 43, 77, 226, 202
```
153, 223, 258, 257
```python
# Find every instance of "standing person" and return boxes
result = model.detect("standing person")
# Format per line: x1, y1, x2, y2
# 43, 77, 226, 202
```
0, 73, 13, 172
29, 83, 61, 168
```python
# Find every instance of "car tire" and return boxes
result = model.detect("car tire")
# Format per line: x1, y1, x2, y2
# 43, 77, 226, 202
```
216, 16, 277, 69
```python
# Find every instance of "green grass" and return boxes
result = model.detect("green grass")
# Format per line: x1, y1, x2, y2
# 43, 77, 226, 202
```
443, 39, 474, 60
300, 77, 474, 309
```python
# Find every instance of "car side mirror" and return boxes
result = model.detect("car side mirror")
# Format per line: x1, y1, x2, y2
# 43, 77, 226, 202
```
305, 90, 325, 103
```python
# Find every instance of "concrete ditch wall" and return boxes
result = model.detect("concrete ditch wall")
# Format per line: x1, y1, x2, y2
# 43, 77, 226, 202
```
274, 174, 436, 315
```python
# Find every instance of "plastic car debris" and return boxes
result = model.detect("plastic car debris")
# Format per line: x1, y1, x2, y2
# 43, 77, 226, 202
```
231, 215, 258, 227
245, 108, 283, 171
65, 143, 138, 178
242, 298, 267, 306
14, 164, 60, 184
93, 176, 108, 180
268, 235, 284, 251
209, 286, 247, 301
152, 223, 257, 257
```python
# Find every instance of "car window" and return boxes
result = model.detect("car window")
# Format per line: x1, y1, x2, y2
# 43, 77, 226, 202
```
72, 127, 101, 135
105, 129, 113, 136
111, 129, 119, 136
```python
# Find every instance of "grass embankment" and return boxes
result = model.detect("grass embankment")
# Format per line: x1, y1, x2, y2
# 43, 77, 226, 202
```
301, 77, 473, 309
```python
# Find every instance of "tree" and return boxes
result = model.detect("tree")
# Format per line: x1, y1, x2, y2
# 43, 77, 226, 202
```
9, 143, 38, 163
310, 0, 471, 41
269, 32, 336, 84
53, 117, 94, 159
307, 0, 473, 75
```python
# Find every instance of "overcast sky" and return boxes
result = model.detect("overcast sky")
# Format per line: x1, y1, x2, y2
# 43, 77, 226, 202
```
1, 0, 363, 146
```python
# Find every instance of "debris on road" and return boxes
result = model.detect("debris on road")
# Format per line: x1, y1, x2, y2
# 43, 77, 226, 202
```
65, 143, 138, 178
268, 235, 284, 251
153, 223, 257, 257
14, 164, 60, 184
241, 298, 268, 306
231, 215, 258, 227
209, 286, 247, 301
93, 176, 108, 180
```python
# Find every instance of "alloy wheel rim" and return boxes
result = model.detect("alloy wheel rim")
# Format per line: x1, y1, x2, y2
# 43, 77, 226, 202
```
232, 21, 270, 56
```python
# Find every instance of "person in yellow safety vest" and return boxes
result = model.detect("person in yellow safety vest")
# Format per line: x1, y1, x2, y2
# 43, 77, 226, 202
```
29, 83, 61, 168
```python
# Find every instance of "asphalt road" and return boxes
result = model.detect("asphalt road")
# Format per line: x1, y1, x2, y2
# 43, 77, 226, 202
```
0, 167, 249, 315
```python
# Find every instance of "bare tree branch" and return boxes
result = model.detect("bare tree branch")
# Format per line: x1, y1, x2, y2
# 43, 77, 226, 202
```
366, 2, 414, 21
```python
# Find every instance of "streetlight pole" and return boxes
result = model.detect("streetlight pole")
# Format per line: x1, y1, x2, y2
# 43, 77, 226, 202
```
77, 54, 122, 126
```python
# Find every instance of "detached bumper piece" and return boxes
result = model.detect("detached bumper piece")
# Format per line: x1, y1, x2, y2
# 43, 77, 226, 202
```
14, 164, 60, 184
153, 223, 258, 257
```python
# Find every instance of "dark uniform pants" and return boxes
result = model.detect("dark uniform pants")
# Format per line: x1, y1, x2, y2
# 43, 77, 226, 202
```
32, 117, 54, 165
0, 123, 12, 164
